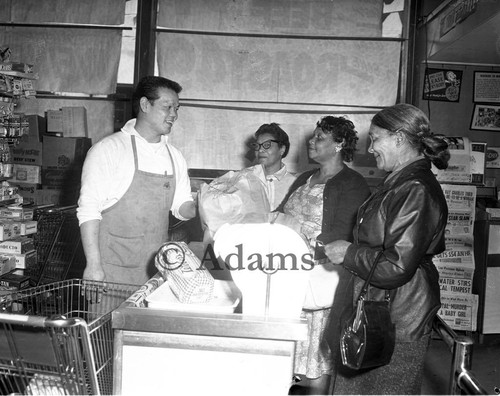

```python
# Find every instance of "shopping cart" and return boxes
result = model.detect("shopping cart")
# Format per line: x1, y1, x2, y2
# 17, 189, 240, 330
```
28, 205, 85, 286
0, 278, 139, 395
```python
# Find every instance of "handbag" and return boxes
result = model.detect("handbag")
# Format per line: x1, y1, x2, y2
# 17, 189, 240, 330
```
340, 251, 396, 370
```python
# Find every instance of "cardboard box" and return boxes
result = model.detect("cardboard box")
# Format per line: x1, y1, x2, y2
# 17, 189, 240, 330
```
11, 134, 43, 166
11, 164, 42, 184
41, 168, 67, 188
46, 110, 63, 133
46, 107, 88, 138
6, 249, 37, 270
62, 106, 88, 138
36, 188, 62, 206
12, 183, 41, 205
0, 255, 16, 275
20, 220, 37, 235
0, 237, 35, 254
42, 136, 91, 169
0, 270, 30, 289
0, 221, 22, 241
41, 167, 83, 190
26, 114, 46, 142
0, 207, 34, 221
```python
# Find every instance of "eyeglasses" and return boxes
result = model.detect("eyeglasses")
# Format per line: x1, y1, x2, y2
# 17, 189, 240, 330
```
248, 139, 280, 151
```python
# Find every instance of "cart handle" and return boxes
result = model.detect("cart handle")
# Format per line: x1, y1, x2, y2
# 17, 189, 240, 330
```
44, 204, 78, 214
0, 312, 86, 328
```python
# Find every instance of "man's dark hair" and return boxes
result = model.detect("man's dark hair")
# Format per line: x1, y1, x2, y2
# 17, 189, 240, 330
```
132, 76, 182, 115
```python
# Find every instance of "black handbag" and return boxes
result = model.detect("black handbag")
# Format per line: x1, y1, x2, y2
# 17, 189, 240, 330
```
340, 251, 396, 370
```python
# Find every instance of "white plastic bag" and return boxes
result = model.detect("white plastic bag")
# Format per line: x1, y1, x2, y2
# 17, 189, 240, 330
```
198, 169, 270, 243
302, 263, 340, 310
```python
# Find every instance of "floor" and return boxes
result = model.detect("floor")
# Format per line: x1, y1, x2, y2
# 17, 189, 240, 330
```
289, 334, 500, 395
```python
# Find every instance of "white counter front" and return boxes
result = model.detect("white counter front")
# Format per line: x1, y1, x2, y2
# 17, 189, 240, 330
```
112, 274, 308, 396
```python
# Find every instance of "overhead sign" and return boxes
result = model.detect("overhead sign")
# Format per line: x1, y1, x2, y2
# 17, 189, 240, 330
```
439, 0, 478, 37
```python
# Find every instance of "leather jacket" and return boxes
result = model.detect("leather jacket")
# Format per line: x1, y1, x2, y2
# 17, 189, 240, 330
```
343, 158, 448, 341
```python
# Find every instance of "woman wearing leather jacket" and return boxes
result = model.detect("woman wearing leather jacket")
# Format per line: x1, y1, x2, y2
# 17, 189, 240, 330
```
324, 104, 450, 394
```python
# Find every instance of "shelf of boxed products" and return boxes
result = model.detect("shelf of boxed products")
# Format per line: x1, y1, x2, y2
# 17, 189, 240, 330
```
0, 60, 38, 98
0, 205, 37, 294
0, 113, 30, 140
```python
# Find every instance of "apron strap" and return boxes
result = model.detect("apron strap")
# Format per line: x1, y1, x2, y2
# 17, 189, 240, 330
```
131, 135, 139, 170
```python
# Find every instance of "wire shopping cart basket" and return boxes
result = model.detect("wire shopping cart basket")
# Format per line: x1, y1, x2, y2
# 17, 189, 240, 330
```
28, 205, 85, 286
0, 278, 139, 395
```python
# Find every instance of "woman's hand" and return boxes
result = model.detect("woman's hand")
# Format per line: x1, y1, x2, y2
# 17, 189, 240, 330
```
324, 240, 351, 264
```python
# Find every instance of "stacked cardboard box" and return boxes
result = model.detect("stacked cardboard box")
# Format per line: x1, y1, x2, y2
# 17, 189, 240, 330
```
11, 114, 91, 205
10, 115, 43, 204
46, 106, 88, 138
41, 135, 91, 205
0, 236, 35, 290
0, 270, 30, 290
0, 208, 36, 290
0, 207, 37, 271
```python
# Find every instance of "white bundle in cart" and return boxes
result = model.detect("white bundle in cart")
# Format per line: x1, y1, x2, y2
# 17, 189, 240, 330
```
155, 241, 214, 304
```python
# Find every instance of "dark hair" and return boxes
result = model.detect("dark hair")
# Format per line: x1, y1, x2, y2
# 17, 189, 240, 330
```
316, 116, 358, 162
254, 123, 290, 158
132, 76, 182, 115
371, 103, 449, 169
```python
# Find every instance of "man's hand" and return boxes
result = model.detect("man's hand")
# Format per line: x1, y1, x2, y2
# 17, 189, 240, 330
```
82, 264, 107, 303
83, 265, 106, 282
179, 200, 196, 219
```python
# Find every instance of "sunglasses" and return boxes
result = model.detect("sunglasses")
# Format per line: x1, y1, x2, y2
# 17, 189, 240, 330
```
248, 139, 280, 151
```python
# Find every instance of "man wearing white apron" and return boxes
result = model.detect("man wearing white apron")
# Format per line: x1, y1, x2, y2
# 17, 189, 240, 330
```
77, 76, 196, 285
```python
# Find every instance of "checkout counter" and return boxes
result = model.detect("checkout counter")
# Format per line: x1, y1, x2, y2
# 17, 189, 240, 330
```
112, 273, 308, 395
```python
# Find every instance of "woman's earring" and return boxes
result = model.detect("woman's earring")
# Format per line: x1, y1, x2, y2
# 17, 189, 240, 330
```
335, 146, 342, 153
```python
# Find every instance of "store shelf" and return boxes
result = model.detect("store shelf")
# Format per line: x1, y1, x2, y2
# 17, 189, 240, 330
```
0, 71, 38, 80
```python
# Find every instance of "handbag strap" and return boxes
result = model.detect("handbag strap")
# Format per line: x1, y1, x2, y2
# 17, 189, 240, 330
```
356, 251, 390, 302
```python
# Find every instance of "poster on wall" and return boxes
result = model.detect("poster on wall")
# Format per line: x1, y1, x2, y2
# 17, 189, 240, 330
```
422, 68, 462, 102
473, 71, 500, 103
470, 104, 500, 131
486, 147, 500, 169
432, 137, 471, 183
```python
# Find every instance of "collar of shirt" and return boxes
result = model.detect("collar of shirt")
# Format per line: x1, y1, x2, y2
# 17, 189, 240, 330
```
121, 118, 169, 145
269, 163, 288, 182
253, 163, 288, 182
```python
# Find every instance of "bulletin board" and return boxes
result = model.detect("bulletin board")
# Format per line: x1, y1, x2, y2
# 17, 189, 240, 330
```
473, 71, 500, 103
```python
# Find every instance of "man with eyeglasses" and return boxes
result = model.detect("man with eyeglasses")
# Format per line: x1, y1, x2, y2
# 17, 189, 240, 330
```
246, 123, 296, 210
